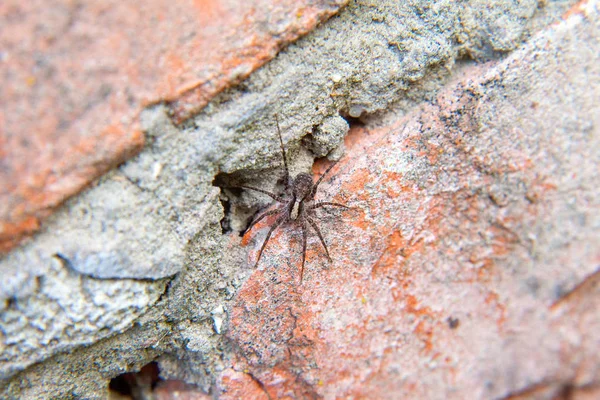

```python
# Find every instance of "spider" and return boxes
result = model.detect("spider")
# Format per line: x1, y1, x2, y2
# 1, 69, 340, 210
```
238, 115, 349, 281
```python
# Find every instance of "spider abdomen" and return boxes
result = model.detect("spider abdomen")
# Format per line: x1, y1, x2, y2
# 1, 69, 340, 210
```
289, 173, 313, 220
292, 173, 313, 199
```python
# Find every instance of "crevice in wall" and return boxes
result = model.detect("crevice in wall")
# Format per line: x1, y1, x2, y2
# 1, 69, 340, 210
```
109, 361, 160, 399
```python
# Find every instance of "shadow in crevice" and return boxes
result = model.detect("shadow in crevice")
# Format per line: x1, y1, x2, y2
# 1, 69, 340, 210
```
108, 361, 208, 399
213, 169, 283, 237
338, 111, 366, 128
108, 361, 160, 399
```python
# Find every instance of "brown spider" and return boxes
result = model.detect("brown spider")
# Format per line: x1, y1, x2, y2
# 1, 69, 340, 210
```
239, 115, 349, 281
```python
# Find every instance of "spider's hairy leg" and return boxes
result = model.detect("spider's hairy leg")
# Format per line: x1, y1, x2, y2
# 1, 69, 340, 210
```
245, 207, 283, 234
300, 221, 308, 282
306, 215, 332, 262
238, 184, 285, 202
309, 201, 350, 210
310, 160, 339, 199
274, 114, 290, 186
254, 214, 287, 268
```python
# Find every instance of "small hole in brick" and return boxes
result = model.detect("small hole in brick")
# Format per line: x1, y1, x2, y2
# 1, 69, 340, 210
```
218, 195, 233, 234
339, 110, 366, 128
108, 361, 160, 398
213, 170, 280, 236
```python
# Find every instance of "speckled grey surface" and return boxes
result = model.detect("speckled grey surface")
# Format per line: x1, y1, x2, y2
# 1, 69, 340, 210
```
0, 0, 588, 398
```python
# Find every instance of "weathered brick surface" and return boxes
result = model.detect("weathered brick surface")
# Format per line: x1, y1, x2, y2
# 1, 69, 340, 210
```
0, 0, 347, 252
221, 2, 600, 398
2, 0, 598, 398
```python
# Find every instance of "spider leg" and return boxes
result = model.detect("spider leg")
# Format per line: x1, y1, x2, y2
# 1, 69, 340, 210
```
300, 220, 308, 282
254, 214, 287, 268
309, 201, 350, 210
238, 185, 285, 202
310, 160, 339, 199
306, 216, 332, 262
275, 114, 291, 187
245, 207, 283, 234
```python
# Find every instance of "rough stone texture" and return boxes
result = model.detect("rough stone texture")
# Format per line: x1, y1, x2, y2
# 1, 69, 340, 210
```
0, 0, 348, 252
2, 0, 597, 398
1, 253, 168, 383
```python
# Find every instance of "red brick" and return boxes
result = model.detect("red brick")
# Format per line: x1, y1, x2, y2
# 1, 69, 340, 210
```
0, 0, 347, 252
221, 2, 600, 394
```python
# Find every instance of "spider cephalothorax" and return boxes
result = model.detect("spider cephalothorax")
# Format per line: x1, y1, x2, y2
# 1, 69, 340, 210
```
239, 115, 348, 281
